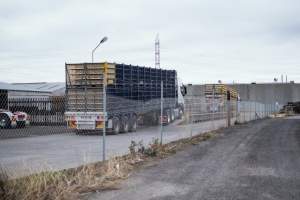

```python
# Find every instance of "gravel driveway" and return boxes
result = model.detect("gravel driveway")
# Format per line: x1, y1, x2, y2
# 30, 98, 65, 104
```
89, 116, 300, 200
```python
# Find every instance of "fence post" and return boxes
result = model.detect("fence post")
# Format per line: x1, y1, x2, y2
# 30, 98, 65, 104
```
190, 96, 193, 137
264, 104, 267, 118
236, 100, 239, 123
227, 100, 231, 127
7, 93, 10, 110
160, 80, 163, 145
102, 63, 107, 161
252, 102, 254, 120
226, 90, 231, 127
212, 85, 215, 129
243, 102, 245, 123
254, 101, 257, 120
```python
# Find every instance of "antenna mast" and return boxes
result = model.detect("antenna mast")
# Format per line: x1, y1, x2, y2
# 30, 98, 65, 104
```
155, 34, 160, 68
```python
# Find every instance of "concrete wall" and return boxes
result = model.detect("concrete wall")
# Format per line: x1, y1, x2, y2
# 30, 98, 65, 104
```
186, 84, 206, 97
186, 83, 300, 105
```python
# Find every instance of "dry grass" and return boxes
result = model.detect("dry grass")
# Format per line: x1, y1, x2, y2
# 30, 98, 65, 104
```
0, 131, 218, 200
0, 157, 136, 200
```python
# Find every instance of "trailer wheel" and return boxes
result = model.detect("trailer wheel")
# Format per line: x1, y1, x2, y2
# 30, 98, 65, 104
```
171, 109, 175, 122
155, 112, 161, 125
129, 115, 137, 132
166, 110, 171, 124
121, 116, 129, 133
0, 114, 11, 129
178, 107, 184, 119
162, 109, 171, 126
112, 117, 120, 135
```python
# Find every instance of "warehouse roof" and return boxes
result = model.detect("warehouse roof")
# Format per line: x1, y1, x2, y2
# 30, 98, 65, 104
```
0, 82, 51, 93
12, 82, 65, 96
12, 82, 65, 92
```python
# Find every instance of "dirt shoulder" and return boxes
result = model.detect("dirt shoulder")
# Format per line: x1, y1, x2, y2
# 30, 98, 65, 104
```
88, 117, 300, 200
0, 124, 219, 200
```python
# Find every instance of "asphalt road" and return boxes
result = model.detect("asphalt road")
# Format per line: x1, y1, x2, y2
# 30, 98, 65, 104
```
0, 118, 229, 178
0, 125, 71, 139
89, 116, 300, 200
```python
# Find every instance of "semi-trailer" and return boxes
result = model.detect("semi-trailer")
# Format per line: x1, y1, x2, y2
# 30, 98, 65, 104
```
65, 62, 185, 134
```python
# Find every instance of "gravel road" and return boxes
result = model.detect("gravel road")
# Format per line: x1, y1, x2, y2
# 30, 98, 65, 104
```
89, 116, 300, 200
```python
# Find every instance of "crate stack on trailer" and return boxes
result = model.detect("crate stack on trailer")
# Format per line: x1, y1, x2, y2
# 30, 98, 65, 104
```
65, 62, 181, 134
106, 64, 177, 116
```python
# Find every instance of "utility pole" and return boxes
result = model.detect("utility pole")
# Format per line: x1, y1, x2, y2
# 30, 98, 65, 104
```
155, 34, 160, 68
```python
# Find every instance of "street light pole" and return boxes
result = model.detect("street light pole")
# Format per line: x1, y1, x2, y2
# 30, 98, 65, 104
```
90, 36, 108, 161
92, 36, 108, 63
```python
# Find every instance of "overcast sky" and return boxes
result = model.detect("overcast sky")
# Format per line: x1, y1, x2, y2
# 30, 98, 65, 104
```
1, 0, 300, 84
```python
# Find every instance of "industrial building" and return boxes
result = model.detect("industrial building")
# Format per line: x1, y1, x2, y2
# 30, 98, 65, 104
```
0, 82, 65, 124
186, 82, 300, 105
0, 82, 52, 109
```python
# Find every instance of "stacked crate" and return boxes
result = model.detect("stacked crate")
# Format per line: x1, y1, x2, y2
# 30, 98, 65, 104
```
65, 63, 115, 112
204, 84, 238, 100
66, 62, 178, 116
106, 64, 177, 115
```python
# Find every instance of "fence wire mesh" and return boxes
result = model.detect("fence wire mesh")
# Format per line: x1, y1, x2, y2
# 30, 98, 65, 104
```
0, 90, 281, 179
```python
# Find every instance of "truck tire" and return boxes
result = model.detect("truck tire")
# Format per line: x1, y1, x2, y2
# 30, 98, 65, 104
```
163, 109, 171, 125
0, 114, 11, 129
112, 117, 120, 135
178, 107, 184, 119
171, 109, 175, 122
155, 112, 161, 125
129, 115, 137, 132
121, 116, 129, 133
167, 109, 171, 124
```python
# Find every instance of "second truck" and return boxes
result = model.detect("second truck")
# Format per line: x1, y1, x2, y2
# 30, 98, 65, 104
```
65, 62, 185, 134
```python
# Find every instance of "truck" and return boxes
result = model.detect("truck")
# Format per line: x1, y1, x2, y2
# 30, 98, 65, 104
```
0, 110, 30, 129
64, 62, 185, 134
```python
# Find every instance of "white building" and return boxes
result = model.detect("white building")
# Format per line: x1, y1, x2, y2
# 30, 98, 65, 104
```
0, 82, 65, 110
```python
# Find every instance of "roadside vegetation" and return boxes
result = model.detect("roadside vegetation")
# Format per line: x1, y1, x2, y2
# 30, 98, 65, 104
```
0, 131, 217, 200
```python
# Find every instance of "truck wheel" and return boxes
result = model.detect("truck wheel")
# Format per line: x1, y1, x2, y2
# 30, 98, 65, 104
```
155, 112, 161, 125
162, 110, 171, 125
129, 115, 137, 132
112, 117, 120, 135
166, 110, 171, 124
121, 116, 129, 133
0, 114, 11, 129
178, 108, 184, 119
171, 110, 175, 122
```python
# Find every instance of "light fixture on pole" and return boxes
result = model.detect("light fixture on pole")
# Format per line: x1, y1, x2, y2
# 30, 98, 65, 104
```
92, 36, 108, 63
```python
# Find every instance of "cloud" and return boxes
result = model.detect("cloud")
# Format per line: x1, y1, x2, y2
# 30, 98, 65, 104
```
0, 0, 300, 83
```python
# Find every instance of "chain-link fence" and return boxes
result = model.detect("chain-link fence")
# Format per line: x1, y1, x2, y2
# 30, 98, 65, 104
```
236, 101, 280, 123
0, 90, 281, 179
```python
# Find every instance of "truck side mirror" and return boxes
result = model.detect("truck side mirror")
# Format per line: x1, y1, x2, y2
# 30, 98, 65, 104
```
227, 90, 231, 101
180, 85, 187, 96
